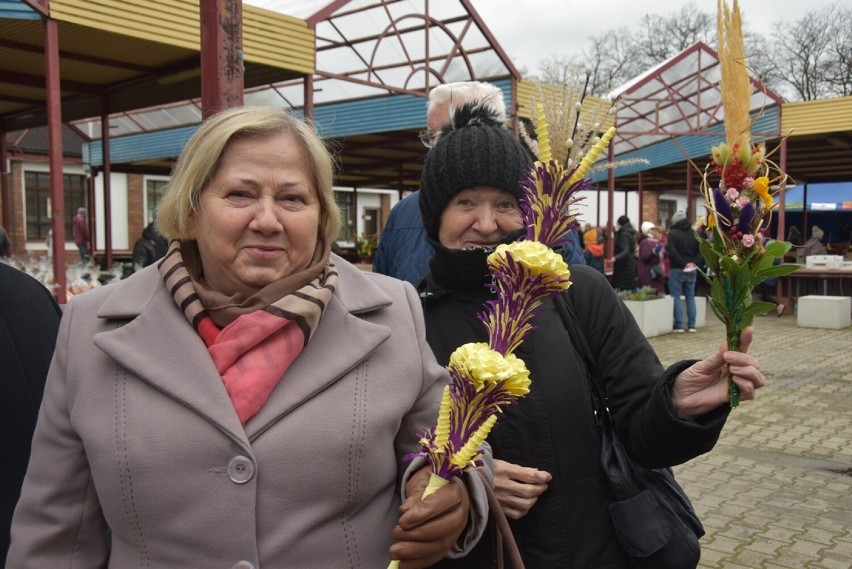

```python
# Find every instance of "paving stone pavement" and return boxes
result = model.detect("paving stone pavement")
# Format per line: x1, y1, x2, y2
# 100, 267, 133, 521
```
647, 309, 852, 569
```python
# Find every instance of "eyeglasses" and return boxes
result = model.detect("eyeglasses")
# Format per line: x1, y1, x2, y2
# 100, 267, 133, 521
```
418, 130, 440, 149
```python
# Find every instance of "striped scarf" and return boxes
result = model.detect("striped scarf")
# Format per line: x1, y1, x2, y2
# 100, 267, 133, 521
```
159, 240, 338, 425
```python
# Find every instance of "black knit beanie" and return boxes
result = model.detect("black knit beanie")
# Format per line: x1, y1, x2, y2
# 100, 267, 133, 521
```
419, 102, 532, 241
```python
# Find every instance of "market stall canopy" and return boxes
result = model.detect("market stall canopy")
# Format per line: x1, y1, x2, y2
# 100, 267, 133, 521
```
0, 0, 314, 132
783, 182, 852, 212
77, 0, 520, 191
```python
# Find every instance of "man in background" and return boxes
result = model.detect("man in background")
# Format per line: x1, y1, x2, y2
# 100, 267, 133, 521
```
667, 210, 703, 333
72, 207, 90, 266
373, 81, 583, 284
0, 263, 62, 559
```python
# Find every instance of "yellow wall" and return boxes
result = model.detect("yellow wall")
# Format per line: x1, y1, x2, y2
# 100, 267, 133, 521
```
49, 0, 313, 74
782, 95, 852, 136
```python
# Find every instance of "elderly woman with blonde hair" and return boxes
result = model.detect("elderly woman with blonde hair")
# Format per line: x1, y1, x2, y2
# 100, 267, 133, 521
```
7, 106, 489, 569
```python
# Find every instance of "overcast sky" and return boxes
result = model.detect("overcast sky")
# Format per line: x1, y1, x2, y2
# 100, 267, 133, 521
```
469, 0, 841, 74
249, 0, 842, 76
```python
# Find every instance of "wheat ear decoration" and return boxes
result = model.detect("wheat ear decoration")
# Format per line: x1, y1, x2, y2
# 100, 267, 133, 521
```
717, 0, 752, 151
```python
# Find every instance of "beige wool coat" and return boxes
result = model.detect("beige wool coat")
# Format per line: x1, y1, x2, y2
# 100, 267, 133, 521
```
7, 256, 487, 568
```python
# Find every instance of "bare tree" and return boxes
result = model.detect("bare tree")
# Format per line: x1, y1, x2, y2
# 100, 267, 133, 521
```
631, 3, 715, 70
825, 5, 852, 96
774, 5, 836, 100
531, 2, 848, 102
581, 29, 642, 96
536, 29, 639, 97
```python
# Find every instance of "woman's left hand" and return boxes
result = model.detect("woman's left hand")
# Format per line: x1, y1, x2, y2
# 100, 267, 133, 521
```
672, 326, 766, 419
389, 466, 470, 569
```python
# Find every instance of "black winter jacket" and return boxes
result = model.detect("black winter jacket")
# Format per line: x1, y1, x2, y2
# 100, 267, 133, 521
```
421, 244, 728, 568
666, 219, 703, 269
612, 223, 637, 291
131, 224, 168, 272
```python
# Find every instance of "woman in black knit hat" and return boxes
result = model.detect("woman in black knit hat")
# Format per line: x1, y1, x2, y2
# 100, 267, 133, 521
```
419, 103, 767, 568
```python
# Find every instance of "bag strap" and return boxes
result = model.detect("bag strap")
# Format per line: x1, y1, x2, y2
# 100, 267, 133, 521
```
476, 469, 526, 569
553, 292, 610, 424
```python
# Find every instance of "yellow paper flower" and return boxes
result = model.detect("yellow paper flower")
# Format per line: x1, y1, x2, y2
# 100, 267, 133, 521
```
450, 343, 515, 388
753, 176, 773, 207
488, 241, 571, 288
500, 353, 531, 396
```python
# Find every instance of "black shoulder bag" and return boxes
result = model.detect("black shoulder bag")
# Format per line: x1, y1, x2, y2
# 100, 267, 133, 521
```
555, 293, 704, 569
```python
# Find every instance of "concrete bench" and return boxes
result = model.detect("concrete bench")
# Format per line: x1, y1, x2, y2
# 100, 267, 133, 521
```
796, 296, 851, 329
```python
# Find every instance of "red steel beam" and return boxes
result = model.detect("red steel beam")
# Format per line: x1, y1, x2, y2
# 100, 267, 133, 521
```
45, 17, 67, 303
200, 0, 244, 120
21, 0, 48, 17
101, 100, 113, 269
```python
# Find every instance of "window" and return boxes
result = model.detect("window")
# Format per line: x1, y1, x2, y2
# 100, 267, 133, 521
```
146, 178, 169, 224
25, 171, 87, 241
334, 190, 354, 242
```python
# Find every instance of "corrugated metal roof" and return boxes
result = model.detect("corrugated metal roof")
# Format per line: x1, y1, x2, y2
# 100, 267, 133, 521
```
83, 79, 514, 167
85, 125, 198, 166
0, 0, 41, 20
0, 0, 313, 130
590, 107, 781, 182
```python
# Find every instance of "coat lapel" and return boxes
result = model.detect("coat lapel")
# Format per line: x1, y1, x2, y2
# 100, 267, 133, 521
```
92, 261, 395, 445
245, 260, 393, 440
93, 267, 248, 446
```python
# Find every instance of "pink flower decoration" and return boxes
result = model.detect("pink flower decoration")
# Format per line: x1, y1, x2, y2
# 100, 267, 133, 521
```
725, 188, 740, 200
755, 232, 765, 244
743, 177, 755, 189
742, 234, 755, 247
736, 196, 750, 208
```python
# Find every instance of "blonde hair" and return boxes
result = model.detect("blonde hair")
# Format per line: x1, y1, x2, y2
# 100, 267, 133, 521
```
157, 106, 340, 243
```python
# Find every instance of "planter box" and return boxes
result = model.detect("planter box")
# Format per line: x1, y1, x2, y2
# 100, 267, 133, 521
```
623, 296, 674, 338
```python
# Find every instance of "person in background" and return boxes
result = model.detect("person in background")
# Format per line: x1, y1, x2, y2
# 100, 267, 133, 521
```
786, 226, 802, 247
611, 215, 637, 291
583, 226, 606, 273
72, 207, 90, 266
131, 221, 169, 272
667, 210, 703, 333
373, 81, 505, 285
0, 263, 62, 561
582, 222, 597, 250
800, 225, 827, 258
417, 102, 767, 568
637, 221, 665, 294
7, 106, 489, 568
373, 81, 583, 285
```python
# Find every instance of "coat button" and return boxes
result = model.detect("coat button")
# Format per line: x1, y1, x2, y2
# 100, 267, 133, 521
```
232, 562, 255, 569
227, 455, 254, 484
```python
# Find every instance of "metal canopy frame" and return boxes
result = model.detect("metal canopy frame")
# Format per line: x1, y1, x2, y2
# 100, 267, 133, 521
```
612, 42, 783, 156
67, 0, 520, 191
0, 0, 312, 301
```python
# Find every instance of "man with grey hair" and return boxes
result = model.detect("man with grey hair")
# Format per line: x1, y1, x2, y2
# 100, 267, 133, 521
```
373, 81, 584, 283
373, 81, 505, 284
72, 207, 90, 265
